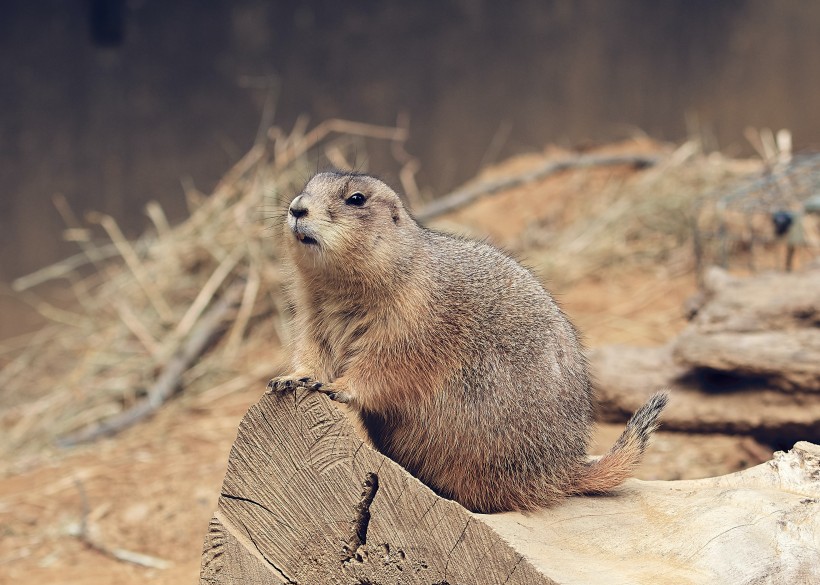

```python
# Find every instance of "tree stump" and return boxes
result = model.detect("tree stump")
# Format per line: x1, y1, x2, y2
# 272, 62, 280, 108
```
200, 387, 551, 584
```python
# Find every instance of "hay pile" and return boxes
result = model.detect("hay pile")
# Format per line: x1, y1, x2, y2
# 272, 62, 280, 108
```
0, 119, 413, 462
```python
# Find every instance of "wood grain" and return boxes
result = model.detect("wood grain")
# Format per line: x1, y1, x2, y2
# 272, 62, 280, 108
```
200, 387, 553, 584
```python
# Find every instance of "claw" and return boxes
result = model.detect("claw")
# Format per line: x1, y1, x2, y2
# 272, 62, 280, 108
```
270, 376, 352, 404
266, 377, 298, 393
328, 391, 351, 404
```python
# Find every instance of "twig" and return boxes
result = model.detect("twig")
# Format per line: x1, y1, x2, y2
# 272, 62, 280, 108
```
88, 212, 174, 321
324, 143, 354, 170
399, 158, 422, 208
172, 246, 243, 342
390, 112, 423, 206
11, 242, 145, 291
114, 301, 161, 357
71, 479, 172, 569
184, 144, 267, 231
145, 201, 172, 238
479, 120, 513, 170
57, 283, 243, 447
52, 194, 106, 271
196, 361, 278, 404
8, 290, 90, 327
224, 246, 261, 356
271, 118, 409, 171
254, 81, 279, 148
414, 153, 661, 222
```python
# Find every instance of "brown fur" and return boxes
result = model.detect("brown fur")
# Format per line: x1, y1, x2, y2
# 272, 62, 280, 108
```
269, 171, 667, 513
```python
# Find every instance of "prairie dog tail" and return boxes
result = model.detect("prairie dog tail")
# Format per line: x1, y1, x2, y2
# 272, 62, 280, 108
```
574, 392, 669, 494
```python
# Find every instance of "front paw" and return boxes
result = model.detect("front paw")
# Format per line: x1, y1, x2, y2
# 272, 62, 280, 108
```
266, 375, 314, 394
266, 376, 352, 404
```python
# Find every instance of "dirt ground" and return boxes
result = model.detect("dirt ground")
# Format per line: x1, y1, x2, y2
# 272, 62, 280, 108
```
0, 141, 778, 584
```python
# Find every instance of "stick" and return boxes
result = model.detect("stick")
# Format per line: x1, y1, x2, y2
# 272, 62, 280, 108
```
271, 118, 409, 171
414, 153, 661, 222
11, 242, 143, 291
172, 246, 243, 342
71, 479, 172, 569
224, 246, 261, 356
57, 283, 243, 447
114, 300, 161, 357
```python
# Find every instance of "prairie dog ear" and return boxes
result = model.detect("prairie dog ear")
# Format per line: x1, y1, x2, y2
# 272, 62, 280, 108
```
391, 201, 400, 224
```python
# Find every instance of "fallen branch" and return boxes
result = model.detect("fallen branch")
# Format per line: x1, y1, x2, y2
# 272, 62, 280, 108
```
57, 282, 243, 447
414, 152, 660, 222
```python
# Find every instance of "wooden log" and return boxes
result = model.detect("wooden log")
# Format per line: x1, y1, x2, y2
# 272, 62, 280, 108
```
675, 266, 820, 392
688, 266, 820, 334
201, 387, 820, 585
590, 344, 820, 444
200, 387, 551, 584
674, 329, 820, 392
482, 440, 820, 585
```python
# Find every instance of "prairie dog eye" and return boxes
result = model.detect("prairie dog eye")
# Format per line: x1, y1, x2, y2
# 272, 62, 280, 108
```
345, 192, 366, 207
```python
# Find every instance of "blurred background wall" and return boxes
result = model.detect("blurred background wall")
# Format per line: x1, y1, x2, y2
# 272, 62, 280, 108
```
2, 0, 819, 336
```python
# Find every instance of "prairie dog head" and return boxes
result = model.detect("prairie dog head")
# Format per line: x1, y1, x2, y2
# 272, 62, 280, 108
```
285, 171, 418, 281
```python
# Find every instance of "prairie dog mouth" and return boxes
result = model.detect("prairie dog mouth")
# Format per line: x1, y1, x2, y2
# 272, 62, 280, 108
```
295, 231, 319, 246
288, 213, 320, 246
290, 221, 319, 246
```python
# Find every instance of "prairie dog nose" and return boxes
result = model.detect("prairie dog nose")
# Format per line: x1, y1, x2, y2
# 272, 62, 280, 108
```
289, 195, 308, 218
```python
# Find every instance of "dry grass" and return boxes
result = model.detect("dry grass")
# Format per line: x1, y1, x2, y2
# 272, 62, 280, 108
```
0, 117, 414, 465
523, 147, 763, 289
433, 139, 764, 289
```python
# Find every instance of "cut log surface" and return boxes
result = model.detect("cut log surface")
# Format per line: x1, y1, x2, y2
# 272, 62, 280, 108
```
201, 388, 820, 585
200, 388, 551, 585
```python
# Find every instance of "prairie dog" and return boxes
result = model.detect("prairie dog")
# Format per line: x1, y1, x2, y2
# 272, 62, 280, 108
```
268, 171, 667, 513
